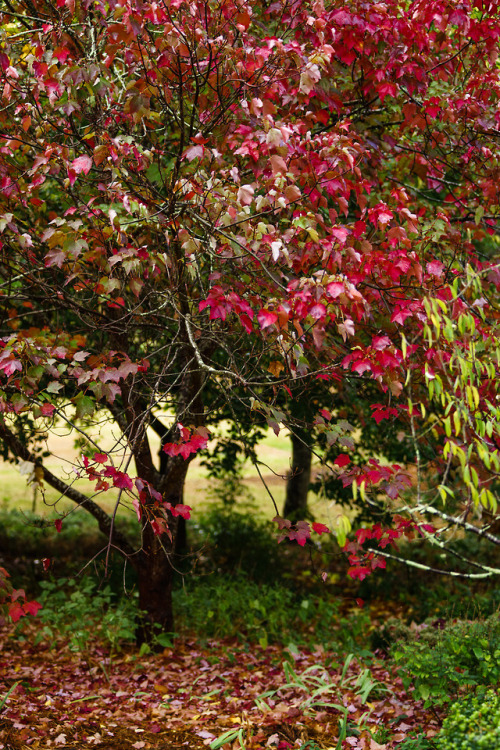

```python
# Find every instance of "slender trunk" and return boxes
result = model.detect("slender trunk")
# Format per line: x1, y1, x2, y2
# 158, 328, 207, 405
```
283, 429, 312, 521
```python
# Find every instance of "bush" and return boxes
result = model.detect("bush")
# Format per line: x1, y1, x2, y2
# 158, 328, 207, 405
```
435, 689, 500, 750
173, 572, 372, 651
174, 574, 298, 645
188, 507, 286, 584
0, 507, 140, 561
32, 577, 137, 654
393, 612, 500, 705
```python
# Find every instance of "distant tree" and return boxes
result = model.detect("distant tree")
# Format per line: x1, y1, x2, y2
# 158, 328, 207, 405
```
0, 0, 500, 634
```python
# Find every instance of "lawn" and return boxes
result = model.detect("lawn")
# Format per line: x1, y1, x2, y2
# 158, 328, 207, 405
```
0, 425, 343, 528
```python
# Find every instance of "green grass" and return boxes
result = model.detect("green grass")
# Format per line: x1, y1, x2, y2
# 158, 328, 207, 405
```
0, 426, 343, 528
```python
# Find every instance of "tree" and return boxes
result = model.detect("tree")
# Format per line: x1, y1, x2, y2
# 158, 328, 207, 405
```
0, 0, 499, 634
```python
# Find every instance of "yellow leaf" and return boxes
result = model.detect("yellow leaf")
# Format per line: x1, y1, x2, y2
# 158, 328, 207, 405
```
268, 361, 284, 377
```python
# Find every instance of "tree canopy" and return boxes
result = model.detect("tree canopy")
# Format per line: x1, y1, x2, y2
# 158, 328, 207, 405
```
0, 0, 499, 630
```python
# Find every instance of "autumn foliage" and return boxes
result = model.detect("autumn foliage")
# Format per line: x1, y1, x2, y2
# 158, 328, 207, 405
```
0, 0, 499, 630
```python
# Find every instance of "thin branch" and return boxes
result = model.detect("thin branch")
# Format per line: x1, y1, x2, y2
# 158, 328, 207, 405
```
374, 547, 500, 579
0, 418, 136, 557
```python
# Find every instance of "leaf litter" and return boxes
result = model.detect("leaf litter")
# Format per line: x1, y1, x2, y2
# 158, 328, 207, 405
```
0, 620, 441, 749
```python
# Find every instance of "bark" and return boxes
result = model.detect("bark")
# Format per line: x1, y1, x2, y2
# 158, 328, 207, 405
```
136, 451, 191, 643
136, 525, 175, 638
134, 353, 204, 641
283, 429, 312, 521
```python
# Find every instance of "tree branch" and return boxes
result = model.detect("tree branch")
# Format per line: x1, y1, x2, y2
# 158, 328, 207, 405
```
0, 418, 136, 558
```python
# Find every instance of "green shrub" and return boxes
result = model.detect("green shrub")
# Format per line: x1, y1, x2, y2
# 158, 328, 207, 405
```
0, 507, 140, 561
32, 576, 137, 654
174, 574, 297, 645
189, 507, 286, 584
393, 612, 500, 706
435, 689, 500, 750
173, 572, 371, 650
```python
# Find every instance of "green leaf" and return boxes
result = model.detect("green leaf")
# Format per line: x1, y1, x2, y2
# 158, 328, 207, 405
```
72, 392, 95, 419
210, 729, 241, 749
0, 682, 19, 711
418, 684, 430, 700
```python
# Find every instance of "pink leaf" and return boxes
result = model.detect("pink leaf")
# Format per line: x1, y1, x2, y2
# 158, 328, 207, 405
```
184, 144, 204, 162
427, 260, 444, 278
11, 588, 25, 602
372, 335, 391, 350
270, 155, 287, 175
71, 154, 92, 175
132, 498, 142, 521
351, 360, 372, 376
273, 516, 291, 530
257, 310, 278, 329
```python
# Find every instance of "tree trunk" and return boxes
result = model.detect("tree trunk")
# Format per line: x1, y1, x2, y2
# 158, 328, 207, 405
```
283, 429, 312, 521
137, 525, 175, 639
135, 450, 192, 643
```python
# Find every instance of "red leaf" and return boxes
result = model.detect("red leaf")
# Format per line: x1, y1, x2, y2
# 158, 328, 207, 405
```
169, 503, 191, 519
376, 82, 398, 103
8, 602, 24, 623
23, 600, 42, 617
348, 566, 371, 581
71, 154, 92, 175
113, 472, 133, 490
334, 454, 350, 467
312, 522, 330, 535
355, 528, 372, 544
54, 519, 63, 532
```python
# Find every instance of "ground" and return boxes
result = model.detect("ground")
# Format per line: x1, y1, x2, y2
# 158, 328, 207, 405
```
0, 619, 441, 750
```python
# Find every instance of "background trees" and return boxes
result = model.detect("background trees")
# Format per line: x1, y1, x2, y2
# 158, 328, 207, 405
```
0, 0, 499, 635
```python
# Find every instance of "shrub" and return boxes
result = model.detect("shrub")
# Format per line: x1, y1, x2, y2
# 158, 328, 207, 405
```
173, 572, 372, 651
188, 507, 286, 584
393, 612, 500, 705
32, 577, 137, 654
0, 507, 140, 561
174, 574, 297, 645
435, 689, 500, 750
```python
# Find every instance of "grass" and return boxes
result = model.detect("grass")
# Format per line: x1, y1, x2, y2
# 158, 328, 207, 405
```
0, 424, 345, 528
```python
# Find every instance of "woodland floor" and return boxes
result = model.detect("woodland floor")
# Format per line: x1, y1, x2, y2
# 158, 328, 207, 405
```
0, 619, 441, 750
